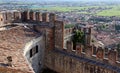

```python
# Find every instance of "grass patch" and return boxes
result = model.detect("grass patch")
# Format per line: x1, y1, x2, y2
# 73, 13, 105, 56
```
33, 6, 100, 12
97, 6, 120, 17
77, 12, 92, 14
39, 6, 88, 12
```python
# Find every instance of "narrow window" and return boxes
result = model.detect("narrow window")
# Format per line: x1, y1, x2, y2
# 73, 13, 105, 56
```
30, 45, 39, 57
1, 18, 3, 21
36, 45, 38, 53
30, 49, 32, 57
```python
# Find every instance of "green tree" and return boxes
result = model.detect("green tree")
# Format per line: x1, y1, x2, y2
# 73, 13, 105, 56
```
73, 30, 84, 48
117, 44, 120, 55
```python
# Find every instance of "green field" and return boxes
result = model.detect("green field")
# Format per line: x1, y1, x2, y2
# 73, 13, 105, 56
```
32, 5, 120, 17
38, 6, 89, 12
36, 6, 99, 12
97, 6, 120, 16
77, 12, 92, 14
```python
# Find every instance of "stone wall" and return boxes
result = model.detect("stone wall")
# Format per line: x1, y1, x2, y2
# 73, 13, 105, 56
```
64, 28, 73, 37
0, 11, 21, 27
44, 37, 120, 73
13, 11, 21, 22
64, 28, 74, 49
0, 13, 4, 27
54, 20, 64, 49
1, 10, 120, 73
33, 25, 54, 50
24, 36, 45, 73
45, 48, 119, 73
0, 11, 57, 27
42, 13, 49, 22
35, 12, 42, 22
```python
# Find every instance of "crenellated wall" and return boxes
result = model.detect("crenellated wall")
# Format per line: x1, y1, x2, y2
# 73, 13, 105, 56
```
54, 20, 64, 49
0, 11, 57, 27
45, 41, 120, 73
70, 41, 120, 66
35, 12, 42, 22
0, 11, 21, 27
64, 28, 73, 37
1, 10, 120, 73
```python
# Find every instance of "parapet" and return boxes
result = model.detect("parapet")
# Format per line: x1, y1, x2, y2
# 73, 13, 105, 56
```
96, 47, 104, 61
29, 11, 36, 21
0, 11, 21, 27
54, 20, 64, 25
85, 45, 93, 58
42, 13, 49, 22
0, 10, 57, 26
64, 28, 74, 37
35, 12, 42, 21
54, 20, 64, 49
108, 50, 118, 65
49, 13, 56, 24
64, 41, 119, 66
21, 11, 29, 21
66, 41, 73, 53
76, 43, 83, 55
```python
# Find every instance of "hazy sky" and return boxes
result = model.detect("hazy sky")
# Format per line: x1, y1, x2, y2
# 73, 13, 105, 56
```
1, 0, 119, 3
1, 0, 119, 1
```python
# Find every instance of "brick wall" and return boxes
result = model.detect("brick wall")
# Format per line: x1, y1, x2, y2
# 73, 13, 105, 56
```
54, 20, 64, 49
45, 49, 117, 73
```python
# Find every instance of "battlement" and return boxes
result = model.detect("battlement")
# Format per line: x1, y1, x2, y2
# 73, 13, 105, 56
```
0, 11, 21, 27
1, 10, 120, 72
64, 28, 74, 37
64, 40, 120, 66
0, 11, 57, 27
21, 11, 56, 23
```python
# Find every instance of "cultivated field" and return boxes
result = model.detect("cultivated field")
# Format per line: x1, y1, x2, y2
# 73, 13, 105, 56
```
33, 5, 120, 17
97, 6, 120, 16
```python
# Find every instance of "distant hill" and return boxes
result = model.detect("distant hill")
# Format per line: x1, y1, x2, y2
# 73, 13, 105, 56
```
0, 0, 43, 4
0, 0, 120, 4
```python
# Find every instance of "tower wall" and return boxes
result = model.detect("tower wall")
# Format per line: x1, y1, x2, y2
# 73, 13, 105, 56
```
0, 13, 4, 27
36, 12, 42, 21
42, 13, 49, 22
54, 20, 64, 49
49, 13, 56, 24
83, 28, 92, 46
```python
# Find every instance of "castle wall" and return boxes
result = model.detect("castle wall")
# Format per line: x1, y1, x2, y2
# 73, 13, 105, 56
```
6, 12, 14, 23
29, 11, 36, 21
54, 20, 64, 49
42, 13, 49, 22
0, 10, 120, 73
36, 12, 42, 21
49, 13, 56, 24
0, 13, 4, 27
33, 25, 54, 50
64, 28, 74, 49
0, 11, 21, 27
83, 28, 92, 46
23, 36, 45, 73
0, 11, 57, 27
45, 49, 118, 73
13, 11, 21, 22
